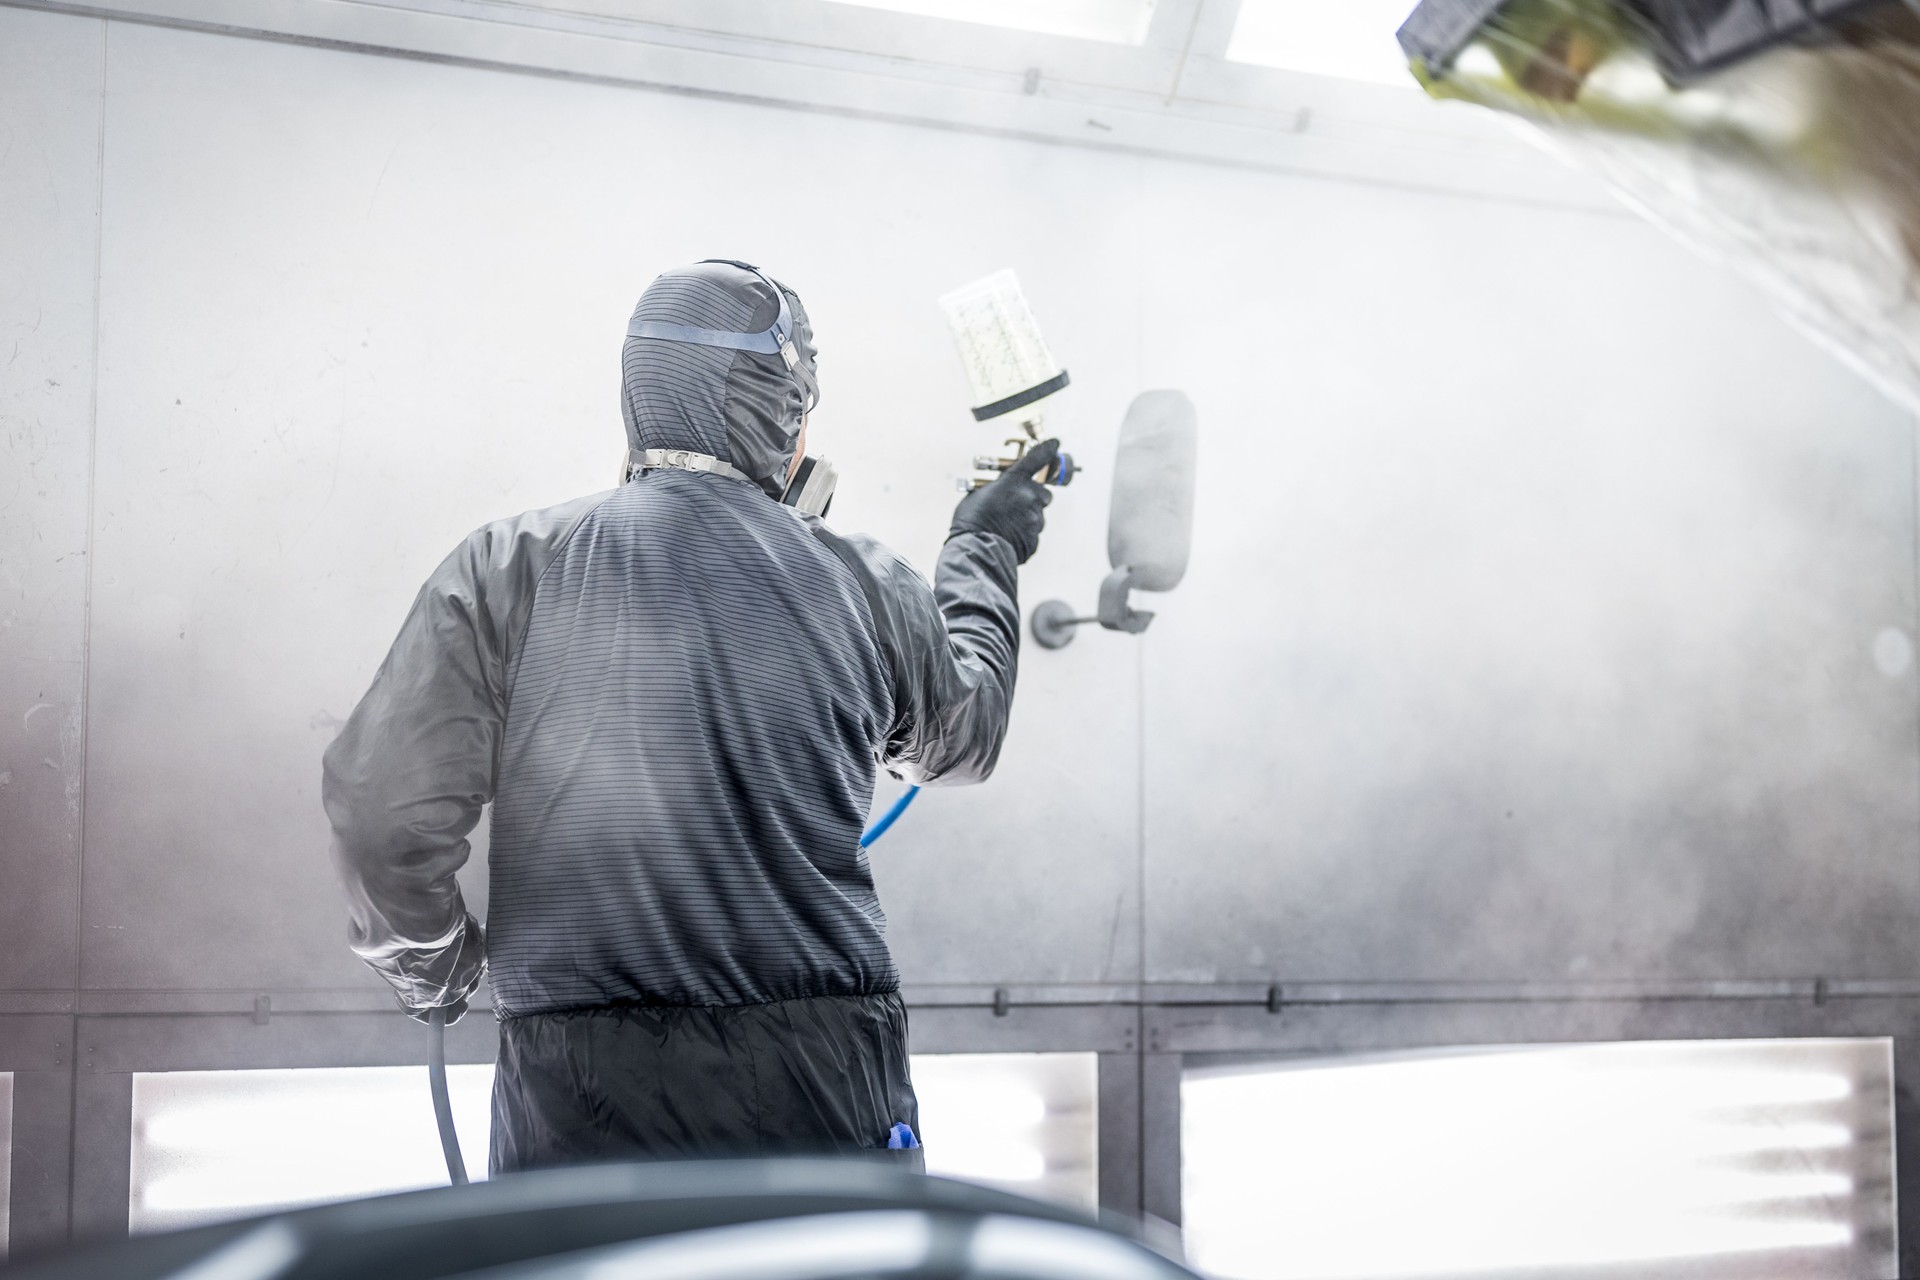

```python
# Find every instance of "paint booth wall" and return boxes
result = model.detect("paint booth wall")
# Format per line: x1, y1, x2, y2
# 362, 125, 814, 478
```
2, 6, 1915, 1016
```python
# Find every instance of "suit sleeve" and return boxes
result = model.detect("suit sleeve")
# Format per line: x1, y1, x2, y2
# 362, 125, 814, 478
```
820, 527, 1023, 787
321, 532, 503, 1012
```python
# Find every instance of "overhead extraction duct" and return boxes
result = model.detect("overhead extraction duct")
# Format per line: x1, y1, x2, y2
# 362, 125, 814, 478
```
1399, 0, 1920, 416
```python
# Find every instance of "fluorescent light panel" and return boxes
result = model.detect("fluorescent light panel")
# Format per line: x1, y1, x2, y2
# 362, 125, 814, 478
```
130, 1066, 494, 1232
128, 1052, 1097, 1231
1226, 0, 1422, 86
1182, 1038, 1896, 1280
911, 1052, 1097, 1209
822, 0, 1155, 45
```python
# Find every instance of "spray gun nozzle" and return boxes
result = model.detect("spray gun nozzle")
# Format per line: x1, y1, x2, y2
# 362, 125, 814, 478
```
966, 449, 1079, 490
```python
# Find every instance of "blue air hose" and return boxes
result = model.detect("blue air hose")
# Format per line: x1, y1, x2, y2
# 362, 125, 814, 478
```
860, 786, 921, 849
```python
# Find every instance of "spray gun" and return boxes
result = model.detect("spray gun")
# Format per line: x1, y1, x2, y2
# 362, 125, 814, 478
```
938, 270, 1081, 492
851, 273, 1077, 857
968, 439, 1079, 490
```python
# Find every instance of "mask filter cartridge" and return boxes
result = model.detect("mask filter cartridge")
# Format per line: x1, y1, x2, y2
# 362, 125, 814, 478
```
782, 455, 838, 518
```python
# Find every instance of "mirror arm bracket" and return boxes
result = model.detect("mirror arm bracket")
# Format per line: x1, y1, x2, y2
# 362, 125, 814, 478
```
1030, 568, 1156, 650
1097, 566, 1154, 635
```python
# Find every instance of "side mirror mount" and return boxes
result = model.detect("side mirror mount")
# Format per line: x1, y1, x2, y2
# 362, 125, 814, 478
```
1032, 391, 1198, 651
1097, 567, 1154, 634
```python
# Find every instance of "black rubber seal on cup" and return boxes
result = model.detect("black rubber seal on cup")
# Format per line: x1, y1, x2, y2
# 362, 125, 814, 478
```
971, 370, 1071, 422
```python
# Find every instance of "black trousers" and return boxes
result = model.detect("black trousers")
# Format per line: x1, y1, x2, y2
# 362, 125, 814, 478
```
490, 991, 922, 1174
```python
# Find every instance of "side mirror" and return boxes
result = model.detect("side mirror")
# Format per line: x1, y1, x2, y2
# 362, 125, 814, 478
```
1031, 390, 1198, 650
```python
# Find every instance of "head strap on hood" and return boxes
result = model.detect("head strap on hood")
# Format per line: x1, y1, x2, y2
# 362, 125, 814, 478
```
626, 259, 819, 414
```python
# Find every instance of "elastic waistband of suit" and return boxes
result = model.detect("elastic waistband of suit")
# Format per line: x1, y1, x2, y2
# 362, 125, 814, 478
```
495, 985, 903, 1022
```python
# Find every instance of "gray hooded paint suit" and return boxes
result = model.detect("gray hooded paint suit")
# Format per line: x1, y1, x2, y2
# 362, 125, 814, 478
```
322, 263, 1021, 1168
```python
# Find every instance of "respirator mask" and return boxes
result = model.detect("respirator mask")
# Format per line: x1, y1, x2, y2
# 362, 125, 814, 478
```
622, 260, 837, 518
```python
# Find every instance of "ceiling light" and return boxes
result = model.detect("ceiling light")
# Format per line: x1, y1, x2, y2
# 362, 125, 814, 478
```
1227, 0, 1421, 87
823, 0, 1155, 46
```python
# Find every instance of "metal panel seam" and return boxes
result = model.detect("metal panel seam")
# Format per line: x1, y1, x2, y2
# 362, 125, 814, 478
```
64, 18, 107, 1245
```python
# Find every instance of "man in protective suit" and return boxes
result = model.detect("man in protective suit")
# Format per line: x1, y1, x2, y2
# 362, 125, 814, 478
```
323, 260, 1056, 1172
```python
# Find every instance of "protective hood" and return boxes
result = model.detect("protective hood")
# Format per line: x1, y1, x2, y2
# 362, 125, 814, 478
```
621, 261, 820, 500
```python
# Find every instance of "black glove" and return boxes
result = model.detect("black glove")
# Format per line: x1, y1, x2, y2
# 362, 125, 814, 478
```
948, 439, 1058, 565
